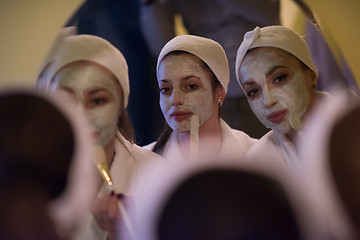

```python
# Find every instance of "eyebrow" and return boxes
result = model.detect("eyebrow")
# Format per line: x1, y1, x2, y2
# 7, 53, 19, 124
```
242, 81, 257, 88
60, 86, 75, 94
87, 88, 109, 95
159, 79, 169, 83
159, 75, 200, 83
183, 75, 200, 81
266, 65, 286, 76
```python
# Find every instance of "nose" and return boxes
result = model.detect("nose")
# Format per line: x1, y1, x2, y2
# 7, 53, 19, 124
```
263, 86, 277, 108
170, 88, 183, 106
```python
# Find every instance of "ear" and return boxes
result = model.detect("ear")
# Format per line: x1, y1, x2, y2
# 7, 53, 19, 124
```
308, 69, 317, 89
215, 85, 226, 106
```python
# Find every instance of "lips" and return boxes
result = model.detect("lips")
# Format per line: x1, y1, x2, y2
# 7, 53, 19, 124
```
266, 110, 288, 124
170, 111, 193, 122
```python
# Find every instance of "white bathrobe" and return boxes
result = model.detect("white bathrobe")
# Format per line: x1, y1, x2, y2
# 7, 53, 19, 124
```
145, 119, 257, 162
78, 131, 163, 240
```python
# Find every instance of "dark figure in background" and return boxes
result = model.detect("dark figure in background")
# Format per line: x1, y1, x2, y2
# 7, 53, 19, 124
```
304, 19, 359, 94
67, 0, 164, 146
0, 91, 74, 240
293, 0, 359, 94
140, 0, 281, 138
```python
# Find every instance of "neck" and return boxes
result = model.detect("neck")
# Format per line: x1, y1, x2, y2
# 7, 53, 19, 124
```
177, 117, 223, 156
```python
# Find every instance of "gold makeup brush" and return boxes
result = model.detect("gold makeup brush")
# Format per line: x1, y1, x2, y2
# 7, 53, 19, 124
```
93, 145, 137, 240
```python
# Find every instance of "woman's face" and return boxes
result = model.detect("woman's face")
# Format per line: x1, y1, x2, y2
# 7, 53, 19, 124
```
158, 53, 217, 133
52, 62, 122, 146
239, 47, 316, 134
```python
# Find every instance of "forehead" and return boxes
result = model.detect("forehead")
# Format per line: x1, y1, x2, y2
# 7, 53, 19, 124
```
58, 61, 120, 85
243, 47, 298, 64
60, 61, 113, 77
55, 61, 123, 97
239, 47, 301, 82
158, 53, 205, 75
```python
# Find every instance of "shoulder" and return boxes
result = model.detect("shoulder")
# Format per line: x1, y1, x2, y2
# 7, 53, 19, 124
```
142, 141, 156, 151
220, 119, 258, 145
218, 119, 259, 159
114, 132, 162, 162
246, 131, 276, 159
242, 130, 287, 176
131, 142, 161, 161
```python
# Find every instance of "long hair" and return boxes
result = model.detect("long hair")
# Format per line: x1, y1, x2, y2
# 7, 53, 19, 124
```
117, 107, 135, 144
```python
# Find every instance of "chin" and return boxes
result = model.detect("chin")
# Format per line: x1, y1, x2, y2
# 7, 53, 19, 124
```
266, 122, 292, 135
170, 121, 191, 133
173, 127, 191, 133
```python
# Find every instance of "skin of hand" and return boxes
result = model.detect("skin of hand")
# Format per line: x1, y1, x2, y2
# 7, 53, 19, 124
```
91, 191, 123, 233
91, 191, 135, 239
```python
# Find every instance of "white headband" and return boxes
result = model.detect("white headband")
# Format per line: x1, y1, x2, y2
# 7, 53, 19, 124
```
235, 26, 318, 86
47, 34, 130, 107
157, 35, 229, 93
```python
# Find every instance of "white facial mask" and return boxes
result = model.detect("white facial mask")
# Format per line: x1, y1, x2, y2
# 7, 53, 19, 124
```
239, 48, 311, 134
52, 63, 121, 146
158, 54, 215, 133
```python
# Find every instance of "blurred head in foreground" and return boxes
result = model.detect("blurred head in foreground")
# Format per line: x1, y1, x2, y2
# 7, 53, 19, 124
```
0, 89, 75, 239
0, 88, 97, 239
130, 157, 304, 240
297, 88, 360, 240
329, 102, 360, 238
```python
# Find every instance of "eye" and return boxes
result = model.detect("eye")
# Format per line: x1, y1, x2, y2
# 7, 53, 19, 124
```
272, 74, 287, 84
247, 88, 259, 98
87, 97, 109, 108
85, 90, 113, 109
92, 98, 107, 105
160, 87, 171, 95
187, 84, 198, 90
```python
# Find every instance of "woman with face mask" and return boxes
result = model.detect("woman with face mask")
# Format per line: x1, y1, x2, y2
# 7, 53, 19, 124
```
145, 35, 257, 161
45, 34, 162, 240
235, 25, 330, 183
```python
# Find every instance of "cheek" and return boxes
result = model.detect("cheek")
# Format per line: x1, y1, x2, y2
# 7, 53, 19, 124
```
281, 73, 310, 108
187, 91, 214, 122
159, 95, 171, 114
248, 98, 266, 119
272, 88, 293, 103
87, 103, 119, 129
189, 92, 211, 110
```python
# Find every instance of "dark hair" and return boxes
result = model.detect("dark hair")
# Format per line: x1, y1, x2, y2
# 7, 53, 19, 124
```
157, 168, 301, 240
152, 51, 221, 155
0, 92, 75, 199
117, 103, 135, 144
329, 105, 360, 230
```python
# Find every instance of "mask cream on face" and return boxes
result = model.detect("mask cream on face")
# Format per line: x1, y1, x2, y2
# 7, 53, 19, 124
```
53, 63, 121, 146
189, 114, 200, 158
240, 48, 310, 134
158, 54, 214, 133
